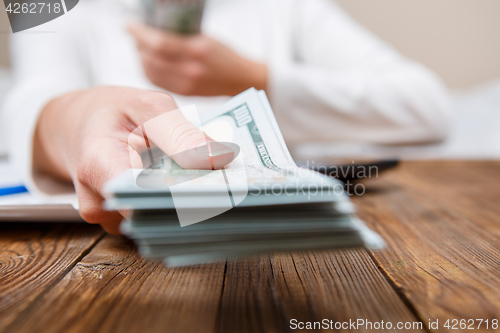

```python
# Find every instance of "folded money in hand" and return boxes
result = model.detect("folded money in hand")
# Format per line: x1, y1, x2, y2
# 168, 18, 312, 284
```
141, 0, 205, 34
104, 89, 384, 266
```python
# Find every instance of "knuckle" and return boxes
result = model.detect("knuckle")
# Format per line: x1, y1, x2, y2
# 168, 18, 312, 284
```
190, 38, 210, 60
186, 65, 205, 81
79, 203, 121, 229
175, 80, 195, 96
152, 37, 167, 54
78, 205, 102, 224
176, 67, 204, 95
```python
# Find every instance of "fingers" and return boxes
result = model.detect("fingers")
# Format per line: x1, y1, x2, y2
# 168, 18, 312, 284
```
75, 180, 124, 235
128, 23, 192, 59
124, 92, 235, 170
139, 49, 209, 95
74, 138, 137, 234
138, 50, 184, 91
140, 109, 233, 170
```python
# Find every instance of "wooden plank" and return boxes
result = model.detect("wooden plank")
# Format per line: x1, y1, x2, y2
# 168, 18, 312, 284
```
219, 249, 424, 333
7, 234, 226, 333
354, 161, 500, 332
7, 161, 496, 333
0, 223, 103, 331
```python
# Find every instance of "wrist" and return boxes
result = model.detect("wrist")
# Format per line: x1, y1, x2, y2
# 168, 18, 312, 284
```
248, 61, 268, 92
244, 61, 268, 93
230, 60, 268, 96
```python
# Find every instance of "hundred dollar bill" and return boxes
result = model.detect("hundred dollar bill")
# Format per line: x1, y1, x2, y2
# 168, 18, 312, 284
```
200, 88, 295, 170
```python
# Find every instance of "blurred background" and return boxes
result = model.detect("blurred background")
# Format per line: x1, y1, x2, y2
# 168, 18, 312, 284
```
1, 0, 499, 159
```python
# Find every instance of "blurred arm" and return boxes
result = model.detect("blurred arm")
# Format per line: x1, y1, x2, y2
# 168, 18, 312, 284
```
2, 13, 90, 197
268, 0, 452, 146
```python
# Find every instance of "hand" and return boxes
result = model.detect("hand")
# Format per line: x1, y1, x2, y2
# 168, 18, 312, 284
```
34, 87, 235, 234
128, 23, 268, 96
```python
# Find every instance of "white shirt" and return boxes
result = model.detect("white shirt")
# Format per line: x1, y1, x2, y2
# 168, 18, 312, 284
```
2, 0, 451, 197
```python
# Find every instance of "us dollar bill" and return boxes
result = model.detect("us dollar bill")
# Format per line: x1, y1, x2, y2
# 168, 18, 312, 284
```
200, 88, 295, 170
141, 0, 205, 34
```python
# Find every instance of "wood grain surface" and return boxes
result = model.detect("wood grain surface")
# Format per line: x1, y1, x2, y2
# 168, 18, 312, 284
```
0, 161, 499, 333
5, 239, 420, 333
219, 250, 422, 332
5, 235, 227, 333
354, 161, 500, 332
0, 223, 104, 331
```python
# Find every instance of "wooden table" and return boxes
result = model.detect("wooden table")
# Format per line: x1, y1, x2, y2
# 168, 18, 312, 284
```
1, 161, 499, 333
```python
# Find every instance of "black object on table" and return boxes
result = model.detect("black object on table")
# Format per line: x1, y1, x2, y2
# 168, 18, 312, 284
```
301, 159, 400, 183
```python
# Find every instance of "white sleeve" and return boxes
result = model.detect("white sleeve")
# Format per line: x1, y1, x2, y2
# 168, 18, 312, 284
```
268, 0, 452, 146
2, 11, 90, 201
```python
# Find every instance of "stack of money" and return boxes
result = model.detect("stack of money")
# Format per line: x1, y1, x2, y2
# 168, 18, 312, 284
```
104, 89, 384, 266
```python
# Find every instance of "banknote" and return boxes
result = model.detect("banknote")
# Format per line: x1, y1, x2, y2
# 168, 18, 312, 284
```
141, 0, 205, 34
200, 89, 295, 170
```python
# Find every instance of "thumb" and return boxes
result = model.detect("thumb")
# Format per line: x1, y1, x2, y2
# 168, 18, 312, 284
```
127, 94, 235, 170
